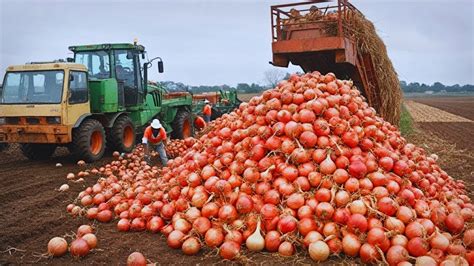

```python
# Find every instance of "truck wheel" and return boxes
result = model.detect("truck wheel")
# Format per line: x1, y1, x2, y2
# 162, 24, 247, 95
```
171, 109, 193, 139
108, 115, 136, 153
20, 143, 56, 160
71, 119, 106, 162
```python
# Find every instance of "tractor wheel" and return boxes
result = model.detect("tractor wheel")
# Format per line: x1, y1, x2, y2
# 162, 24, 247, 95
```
71, 119, 106, 162
20, 143, 56, 160
0, 143, 8, 152
108, 115, 136, 153
171, 109, 193, 139
210, 107, 222, 120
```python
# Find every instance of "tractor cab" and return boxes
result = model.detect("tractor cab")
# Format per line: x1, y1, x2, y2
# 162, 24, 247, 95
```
69, 43, 163, 109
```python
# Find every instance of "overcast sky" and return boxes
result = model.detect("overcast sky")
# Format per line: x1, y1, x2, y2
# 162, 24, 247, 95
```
1, 0, 473, 86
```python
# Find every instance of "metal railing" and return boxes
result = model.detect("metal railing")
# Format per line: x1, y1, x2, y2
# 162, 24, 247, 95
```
271, 0, 361, 42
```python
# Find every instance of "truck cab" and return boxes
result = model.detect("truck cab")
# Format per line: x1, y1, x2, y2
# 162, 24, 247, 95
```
0, 63, 95, 159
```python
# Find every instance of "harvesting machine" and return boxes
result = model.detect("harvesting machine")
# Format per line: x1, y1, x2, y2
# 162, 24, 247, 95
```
0, 42, 194, 161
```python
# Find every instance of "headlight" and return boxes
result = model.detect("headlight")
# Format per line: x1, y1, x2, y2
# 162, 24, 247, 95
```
0, 117, 5, 125
46, 116, 61, 124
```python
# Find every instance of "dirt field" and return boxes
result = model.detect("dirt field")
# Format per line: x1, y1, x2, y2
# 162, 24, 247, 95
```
410, 96, 474, 120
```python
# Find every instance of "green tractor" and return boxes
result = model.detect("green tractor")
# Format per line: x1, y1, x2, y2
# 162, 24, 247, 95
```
0, 42, 194, 162
192, 89, 241, 120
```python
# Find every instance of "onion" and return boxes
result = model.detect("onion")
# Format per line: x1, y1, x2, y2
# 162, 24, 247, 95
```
246, 220, 264, 251
167, 230, 185, 249
205, 228, 224, 247
407, 237, 429, 256
220, 241, 240, 260
77, 225, 94, 237
47, 237, 68, 257
265, 231, 281, 252
445, 213, 464, 234
127, 252, 147, 266
359, 243, 380, 264
415, 256, 437, 266
431, 233, 450, 251
58, 184, 69, 192
278, 241, 295, 256
342, 233, 361, 257
70, 238, 90, 257
386, 245, 409, 266
320, 154, 336, 174
182, 237, 201, 255
117, 218, 130, 232
82, 233, 98, 249
308, 241, 329, 262
463, 229, 474, 249
97, 210, 113, 223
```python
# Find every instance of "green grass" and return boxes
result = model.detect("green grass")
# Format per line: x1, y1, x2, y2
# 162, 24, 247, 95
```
399, 104, 414, 136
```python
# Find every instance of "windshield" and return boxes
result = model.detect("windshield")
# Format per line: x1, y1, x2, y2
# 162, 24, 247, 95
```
1, 70, 64, 104
75, 51, 110, 79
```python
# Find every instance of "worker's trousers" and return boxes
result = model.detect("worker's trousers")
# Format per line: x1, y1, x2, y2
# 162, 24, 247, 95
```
154, 142, 168, 166
204, 115, 211, 123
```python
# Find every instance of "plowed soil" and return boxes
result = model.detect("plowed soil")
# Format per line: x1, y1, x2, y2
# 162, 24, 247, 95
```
411, 96, 474, 120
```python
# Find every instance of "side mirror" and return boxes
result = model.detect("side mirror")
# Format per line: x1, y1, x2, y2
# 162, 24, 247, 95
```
67, 57, 74, 63
141, 52, 145, 60
158, 61, 164, 73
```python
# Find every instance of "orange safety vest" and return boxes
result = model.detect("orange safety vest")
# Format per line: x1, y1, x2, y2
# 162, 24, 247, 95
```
203, 104, 212, 116
143, 126, 167, 144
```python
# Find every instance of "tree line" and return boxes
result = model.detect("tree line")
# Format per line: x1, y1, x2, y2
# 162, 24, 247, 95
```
400, 81, 474, 93
162, 80, 474, 94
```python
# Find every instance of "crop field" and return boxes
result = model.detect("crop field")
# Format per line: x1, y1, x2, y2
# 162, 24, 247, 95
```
0, 93, 473, 265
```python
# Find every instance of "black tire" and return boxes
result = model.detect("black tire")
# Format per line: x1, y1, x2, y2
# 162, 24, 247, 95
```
108, 115, 136, 153
71, 119, 106, 162
171, 109, 193, 139
20, 143, 56, 160
0, 143, 8, 152
210, 107, 222, 120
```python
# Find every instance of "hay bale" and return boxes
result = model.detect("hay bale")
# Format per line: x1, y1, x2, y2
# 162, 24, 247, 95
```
328, 11, 403, 125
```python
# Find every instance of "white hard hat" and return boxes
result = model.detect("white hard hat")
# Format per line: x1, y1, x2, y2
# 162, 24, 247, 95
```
204, 99, 210, 103
151, 119, 162, 129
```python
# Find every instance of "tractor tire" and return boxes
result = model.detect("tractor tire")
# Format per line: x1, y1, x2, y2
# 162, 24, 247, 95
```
71, 119, 106, 162
20, 143, 56, 160
0, 143, 8, 152
108, 115, 136, 153
210, 107, 222, 120
171, 109, 193, 139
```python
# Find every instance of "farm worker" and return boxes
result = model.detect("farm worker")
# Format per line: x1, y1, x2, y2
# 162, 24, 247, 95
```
203, 99, 212, 123
142, 119, 168, 166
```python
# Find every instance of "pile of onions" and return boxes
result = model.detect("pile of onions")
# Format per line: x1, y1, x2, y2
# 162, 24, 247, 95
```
65, 71, 472, 263
165, 139, 196, 159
